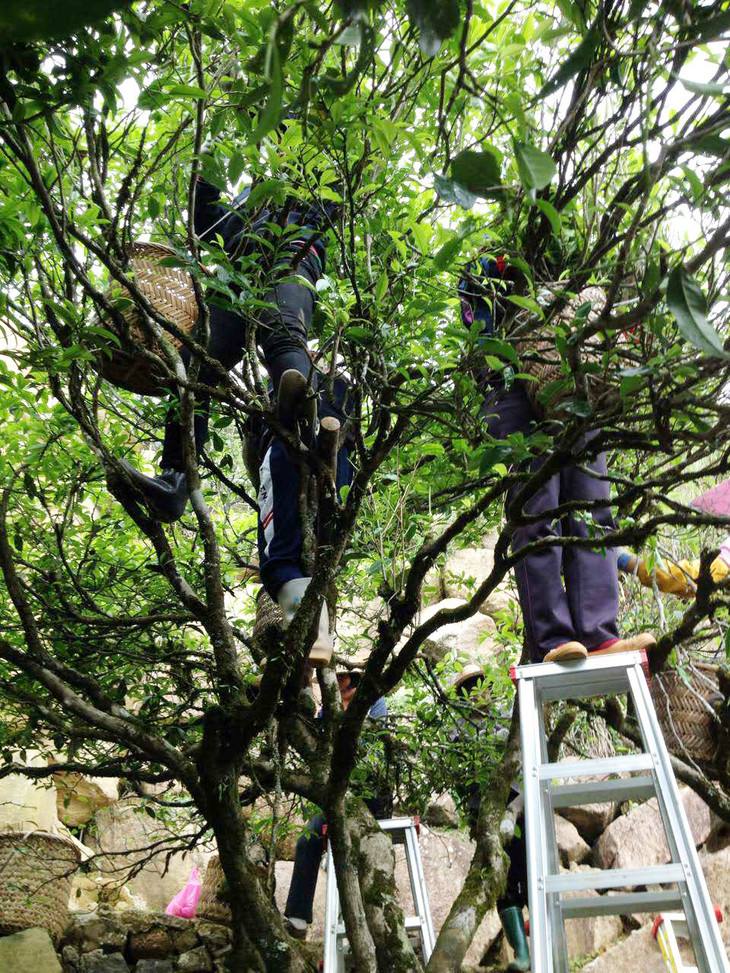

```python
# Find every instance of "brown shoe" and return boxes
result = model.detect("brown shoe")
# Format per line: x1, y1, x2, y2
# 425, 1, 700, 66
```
543, 642, 588, 663
590, 632, 656, 656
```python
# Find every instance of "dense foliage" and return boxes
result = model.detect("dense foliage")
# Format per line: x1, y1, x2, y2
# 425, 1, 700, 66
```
0, 0, 729, 969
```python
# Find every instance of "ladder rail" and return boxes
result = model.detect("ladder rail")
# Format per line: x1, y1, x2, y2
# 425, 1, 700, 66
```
514, 652, 729, 973
626, 662, 729, 973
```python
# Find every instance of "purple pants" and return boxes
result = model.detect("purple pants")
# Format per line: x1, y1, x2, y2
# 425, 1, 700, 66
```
483, 382, 619, 662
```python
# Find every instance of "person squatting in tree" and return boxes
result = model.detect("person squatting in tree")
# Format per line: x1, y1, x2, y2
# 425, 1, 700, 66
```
618, 537, 730, 599
459, 256, 656, 665
121, 145, 345, 664
449, 665, 530, 972
283, 667, 393, 940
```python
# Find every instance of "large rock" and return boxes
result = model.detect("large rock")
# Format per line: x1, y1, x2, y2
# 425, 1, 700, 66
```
0, 749, 60, 832
699, 845, 730, 948
399, 598, 498, 664
87, 797, 211, 910
443, 548, 495, 601
424, 793, 460, 830
0, 928, 62, 973
63, 909, 127, 954
581, 925, 677, 973
593, 786, 712, 871
79, 952, 129, 972
55, 774, 119, 827
554, 814, 590, 866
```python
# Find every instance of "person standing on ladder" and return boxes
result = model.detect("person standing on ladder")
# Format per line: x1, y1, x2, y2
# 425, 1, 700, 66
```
283, 667, 392, 939
458, 256, 656, 665
449, 665, 530, 971
119, 136, 341, 663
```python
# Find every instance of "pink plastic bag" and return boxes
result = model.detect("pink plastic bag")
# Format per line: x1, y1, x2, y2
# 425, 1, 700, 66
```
165, 866, 202, 918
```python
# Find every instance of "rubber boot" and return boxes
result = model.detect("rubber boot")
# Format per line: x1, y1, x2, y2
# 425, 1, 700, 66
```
119, 461, 188, 523
500, 906, 531, 971
276, 369, 317, 444
276, 577, 333, 666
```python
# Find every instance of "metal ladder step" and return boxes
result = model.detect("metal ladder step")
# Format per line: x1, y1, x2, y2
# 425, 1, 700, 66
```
550, 774, 657, 808
546, 863, 686, 894
539, 752, 654, 780
563, 890, 684, 919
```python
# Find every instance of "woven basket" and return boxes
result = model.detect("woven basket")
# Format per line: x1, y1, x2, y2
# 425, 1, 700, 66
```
97, 242, 198, 396
650, 663, 721, 765
197, 854, 231, 924
516, 286, 619, 413
0, 831, 80, 943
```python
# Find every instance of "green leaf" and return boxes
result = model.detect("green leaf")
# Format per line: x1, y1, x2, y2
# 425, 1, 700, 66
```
406, 0, 460, 55
450, 149, 502, 197
0, 0, 130, 43
679, 78, 728, 97
166, 84, 208, 100
514, 142, 557, 192
540, 25, 599, 98
534, 198, 562, 235
507, 294, 544, 316
248, 43, 283, 145
433, 175, 476, 210
666, 267, 729, 360
433, 234, 465, 270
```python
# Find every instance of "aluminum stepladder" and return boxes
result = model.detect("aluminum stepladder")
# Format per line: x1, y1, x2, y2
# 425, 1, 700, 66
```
322, 816, 436, 973
652, 908, 724, 973
512, 650, 729, 973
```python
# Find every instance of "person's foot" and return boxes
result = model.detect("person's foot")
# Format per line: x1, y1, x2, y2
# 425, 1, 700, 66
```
119, 461, 188, 522
276, 369, 317, 442
590, 632, 657, 655
284, 916, 308, 940
277, 577, 334, 666
500, 906, 531, 971
543, 641, 588, 664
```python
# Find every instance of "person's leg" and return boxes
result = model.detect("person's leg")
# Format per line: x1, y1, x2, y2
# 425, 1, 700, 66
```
284, 813, 326, 927
257, 247, 322, 392
483, 383, 579, 663
258, 438, 305, 599
497, 809, 530, 971
560, 447, 620, 651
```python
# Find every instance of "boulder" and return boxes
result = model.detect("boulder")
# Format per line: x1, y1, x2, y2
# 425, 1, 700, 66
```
177, 946, 214, 971
443, 548, 495, 601
86, 797, 211, 910
424, 793, 460, 830
581, 925, 687, 972
399, 598, 498, 664
699, 845, 730, 947
63, 910, 127, 954
0, 749, 60, 832
79, 951, 130, 972
554, 814, 590, 866
0, 928, 62, 973
134, 963, 175, 973
593, 786, 712, 871
55, 774, 119, 827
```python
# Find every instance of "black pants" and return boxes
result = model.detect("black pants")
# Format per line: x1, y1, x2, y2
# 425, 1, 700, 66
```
285, 797, 390, 924
161, 246, 322, 470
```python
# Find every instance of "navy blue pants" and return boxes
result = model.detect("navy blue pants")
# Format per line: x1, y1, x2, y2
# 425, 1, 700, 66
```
483, 381, 619, 662
285, 795, 389, 923
258, 416, 353, 598
161, 246, 321, 470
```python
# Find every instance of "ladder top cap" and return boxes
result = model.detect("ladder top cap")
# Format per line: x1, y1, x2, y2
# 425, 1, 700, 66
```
512, 648, 648, 680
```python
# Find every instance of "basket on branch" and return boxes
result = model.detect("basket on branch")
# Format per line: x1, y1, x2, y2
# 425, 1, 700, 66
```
0, 831, 81, 943
197, 854, 231, 924
96, 242, 198, 396
650, 662, 722, 766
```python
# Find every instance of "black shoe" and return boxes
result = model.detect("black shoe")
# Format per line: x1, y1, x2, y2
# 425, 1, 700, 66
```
276, 369, 317, 442
119, 461, 188, 523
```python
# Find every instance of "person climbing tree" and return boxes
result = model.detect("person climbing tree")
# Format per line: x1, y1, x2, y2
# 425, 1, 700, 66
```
459, 256, 656, 664
120, 139, 341, 663
618, 539, 730, 599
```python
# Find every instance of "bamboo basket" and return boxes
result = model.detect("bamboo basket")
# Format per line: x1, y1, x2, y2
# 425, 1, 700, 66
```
97, 242, 198, 396
650, 662, 721, 765
197, 854, 231, 924
0, 831, 81, 943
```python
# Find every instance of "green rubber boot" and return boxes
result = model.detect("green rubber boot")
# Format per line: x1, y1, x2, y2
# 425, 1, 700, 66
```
500, 906, 531, 971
